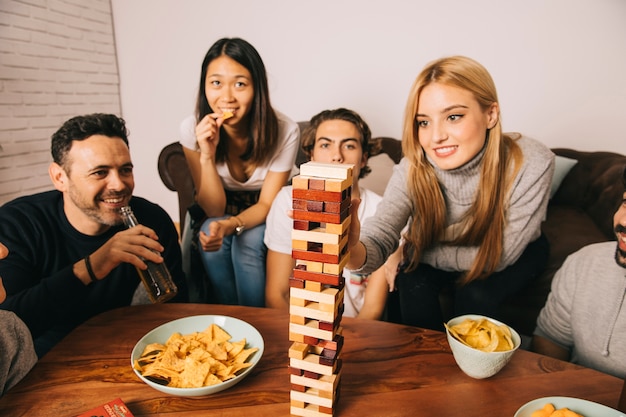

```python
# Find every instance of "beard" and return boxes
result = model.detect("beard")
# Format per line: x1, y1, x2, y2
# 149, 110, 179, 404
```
67, 186, 128, 227
615, 246, 626, 269
615, 224, 626, 269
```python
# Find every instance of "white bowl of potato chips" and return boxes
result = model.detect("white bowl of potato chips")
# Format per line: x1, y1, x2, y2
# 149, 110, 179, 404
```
445, 314, 520, 379
131, 315, 264, 396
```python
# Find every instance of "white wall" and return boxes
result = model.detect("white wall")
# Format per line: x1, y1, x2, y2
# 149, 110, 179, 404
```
111, 0, 626, 223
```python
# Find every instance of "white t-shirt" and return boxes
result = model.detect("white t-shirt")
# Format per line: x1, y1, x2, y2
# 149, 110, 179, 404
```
179, 110, 299, 191
264, 185, 382, 318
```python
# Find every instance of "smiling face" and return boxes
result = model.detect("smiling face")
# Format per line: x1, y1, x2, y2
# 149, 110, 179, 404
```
416, 82, 498, 170
310, 119, 367, 185
205, 55, 254, 126
49, 135, 134, 235
614, 191, 626, 268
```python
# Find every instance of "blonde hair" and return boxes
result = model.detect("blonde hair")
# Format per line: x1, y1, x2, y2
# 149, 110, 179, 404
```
401, 56, 523, 284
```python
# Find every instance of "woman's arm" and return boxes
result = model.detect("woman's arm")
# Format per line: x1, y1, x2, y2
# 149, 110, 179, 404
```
182, 115, 227, 217
356, 267, 389, 320
265, 250, 294, 309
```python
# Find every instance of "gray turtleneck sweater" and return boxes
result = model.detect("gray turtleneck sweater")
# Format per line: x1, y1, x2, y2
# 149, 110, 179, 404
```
535, 242, 626, 378
357, 135, 555, 274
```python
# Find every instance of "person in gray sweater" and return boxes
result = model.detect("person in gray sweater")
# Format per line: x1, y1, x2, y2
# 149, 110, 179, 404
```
347, 56, 555, 330
0, 242, 37, 396
532, 166, 626, 378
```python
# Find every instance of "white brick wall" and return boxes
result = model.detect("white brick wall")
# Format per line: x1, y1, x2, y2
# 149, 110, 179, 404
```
0, 0, 121, 205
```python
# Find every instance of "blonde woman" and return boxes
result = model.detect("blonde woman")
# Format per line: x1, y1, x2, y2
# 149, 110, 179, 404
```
348, 56, 555, 330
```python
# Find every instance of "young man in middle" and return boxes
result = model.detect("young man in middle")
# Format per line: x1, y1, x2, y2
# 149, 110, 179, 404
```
264, 108, 393, 319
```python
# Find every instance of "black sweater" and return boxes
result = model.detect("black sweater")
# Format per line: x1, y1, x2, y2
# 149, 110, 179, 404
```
0, 191, 187, 356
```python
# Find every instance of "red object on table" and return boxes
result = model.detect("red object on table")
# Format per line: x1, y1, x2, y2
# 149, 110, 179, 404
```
76, 397, 134, 417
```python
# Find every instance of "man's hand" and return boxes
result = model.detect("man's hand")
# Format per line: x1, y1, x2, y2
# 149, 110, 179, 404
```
75, 226, 165, 285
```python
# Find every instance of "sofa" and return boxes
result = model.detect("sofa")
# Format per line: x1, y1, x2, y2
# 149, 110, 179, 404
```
157, 134, 626, 337
501, 148, 626, 336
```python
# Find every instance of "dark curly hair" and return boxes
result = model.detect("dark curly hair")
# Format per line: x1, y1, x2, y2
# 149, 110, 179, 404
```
300, 108, 379, 179
51, 113, 129, 169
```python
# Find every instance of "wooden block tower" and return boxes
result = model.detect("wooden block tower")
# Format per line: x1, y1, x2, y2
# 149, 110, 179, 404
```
288, 161, 353, 417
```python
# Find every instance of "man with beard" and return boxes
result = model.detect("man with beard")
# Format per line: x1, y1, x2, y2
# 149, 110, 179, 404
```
0, 114, 187, 357
531, 166, 626, 378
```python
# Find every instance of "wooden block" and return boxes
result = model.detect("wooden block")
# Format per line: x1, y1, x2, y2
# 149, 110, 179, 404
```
289, 332, 305, 343
291, 398, 306, 408
299, 161, 353, 180
293, 199, 308, 211
293, 249, 340, 264
322, 253, 350, 275
325, 216, 351, 235
292, 208, 350, 225
289, 366, 304, 376
318, 320, 336, 332
290, 387, 333, 408
290, 404, 333, 417
322, 234, 348, 256
289, 342, 310, 359
323, 197, 351, 213
292, 239, 310, 251
321, 347, 339, 360
291, 383, 307, 393
294, 219, 316, 231
291, 373, 338, 393
292, 175, 310, 190
318, 334, 344, 352
324, 177, 353, 192
303, 335, 320, 346
303, 370, 320, 380
290, 302, 335, 323
290, 355, 337, 376
291, 296, 308, 307
293, 188, 348, 204
296, 260, 323, 273
294, 196, 350, 214
290, 286, 342, 306
289, 320, 335, 341
293, 268, 344, 287
290, 286, 344, 316
304, 280, 323, 292
290, 314, 307, 325
308, 178, 326, 191
292, 228, 343, 245
289, 277, 305, 288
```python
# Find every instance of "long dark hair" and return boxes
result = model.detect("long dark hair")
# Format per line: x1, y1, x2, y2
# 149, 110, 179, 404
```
194, 37, 278, 165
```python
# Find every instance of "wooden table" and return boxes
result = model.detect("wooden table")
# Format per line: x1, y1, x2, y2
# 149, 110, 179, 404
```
0, 304, 622, 416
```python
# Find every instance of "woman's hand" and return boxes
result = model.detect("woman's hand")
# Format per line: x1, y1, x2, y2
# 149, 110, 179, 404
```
194, 114, 223, 160
198, 218, 232, 252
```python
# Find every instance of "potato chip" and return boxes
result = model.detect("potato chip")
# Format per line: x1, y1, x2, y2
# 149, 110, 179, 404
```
445, 318, 514, 352
222, 110, 234, 120
133, 323, 258, 388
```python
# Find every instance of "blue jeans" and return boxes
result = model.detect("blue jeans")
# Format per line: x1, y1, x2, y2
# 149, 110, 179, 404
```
198, 216, 267, 307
